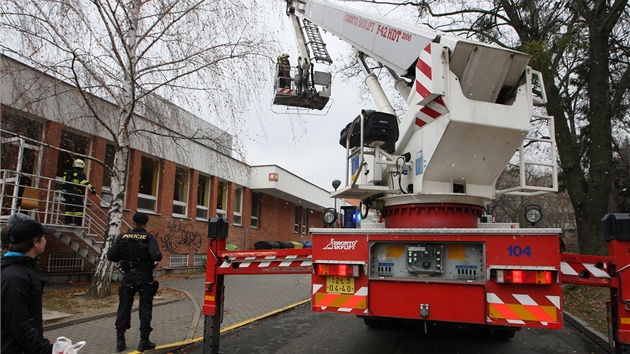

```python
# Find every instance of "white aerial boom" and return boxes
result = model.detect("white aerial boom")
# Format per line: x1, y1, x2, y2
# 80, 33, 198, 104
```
282, 0, 557, 225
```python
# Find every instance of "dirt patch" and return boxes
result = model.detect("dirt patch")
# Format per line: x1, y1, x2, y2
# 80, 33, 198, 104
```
562, 284, 610, 335
43, 278, 188, 325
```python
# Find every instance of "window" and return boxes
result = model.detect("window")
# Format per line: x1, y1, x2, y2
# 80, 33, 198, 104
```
302, 208, 308, 234
216, 180, 227, 218
193, 254, 206, 267
173, 167, 189, 217
233, 187, 242, 226
2, 112, 43, 141
169, 254, 189, 268
196, 174, 210, 220
56, 130, 91, 178
100, 143, 116, 207
1, 113, 43, 178
294, 205, 300, 233
46, 253, 84, 273
251, 192, 260, 228
138, 155, 159, 212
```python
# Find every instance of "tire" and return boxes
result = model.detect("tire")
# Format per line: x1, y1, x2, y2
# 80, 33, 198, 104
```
362, 318, 385, 328
363, 317, 385, 328
491, 328, 516, 339
472, 325, 517, 339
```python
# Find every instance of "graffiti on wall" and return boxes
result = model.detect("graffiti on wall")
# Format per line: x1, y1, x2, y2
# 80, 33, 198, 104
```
155, 219, 203, 252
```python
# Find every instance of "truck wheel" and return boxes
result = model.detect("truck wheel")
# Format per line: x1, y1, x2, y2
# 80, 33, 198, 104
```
489, 327, 516, 339
472, 325, 517, 339
363, 318, 385, 328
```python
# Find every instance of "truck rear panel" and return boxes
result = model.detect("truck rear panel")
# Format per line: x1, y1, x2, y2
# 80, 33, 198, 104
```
310, 228, 563, 330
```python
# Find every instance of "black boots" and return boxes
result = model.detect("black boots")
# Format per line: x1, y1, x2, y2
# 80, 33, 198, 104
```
118, 331, 155, 352
116, 331, 126, 352
138, 334, 156, 352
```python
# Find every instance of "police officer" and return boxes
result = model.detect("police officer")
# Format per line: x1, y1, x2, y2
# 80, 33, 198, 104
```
62, 158, 96, 226
107, 212, 162, 352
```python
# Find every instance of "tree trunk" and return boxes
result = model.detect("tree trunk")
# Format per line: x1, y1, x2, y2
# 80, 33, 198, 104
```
88, 0, 139, 297
521, 2, 614, 256
88, 145, 130, 297
573, 3, 616, 255
87, 184, 124, 297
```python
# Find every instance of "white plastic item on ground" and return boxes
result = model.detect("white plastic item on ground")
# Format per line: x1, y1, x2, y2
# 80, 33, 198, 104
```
52, 337, 86, 353
52, 337, 72, 354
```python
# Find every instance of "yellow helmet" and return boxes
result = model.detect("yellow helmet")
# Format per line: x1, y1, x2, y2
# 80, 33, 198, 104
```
73, 159, 85, 168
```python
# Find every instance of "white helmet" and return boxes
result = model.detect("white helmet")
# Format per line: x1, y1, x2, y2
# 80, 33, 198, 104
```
73, 159, 85, 168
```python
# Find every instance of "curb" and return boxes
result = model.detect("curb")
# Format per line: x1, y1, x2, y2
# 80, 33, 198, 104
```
43, 283, 188, 331
136, 299, 311, 354
43, 299, 184, 331
173, 287, 202, 341
563, 311, 612, 353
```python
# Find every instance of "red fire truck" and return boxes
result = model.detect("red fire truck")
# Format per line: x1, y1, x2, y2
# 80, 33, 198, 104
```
203, 1, 630, 353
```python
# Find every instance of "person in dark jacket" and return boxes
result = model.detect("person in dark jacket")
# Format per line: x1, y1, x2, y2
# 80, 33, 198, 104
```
1, 219, 56, 354
62, 158, 96, 226
1, 213, 31, 255
107, 212, 162, 352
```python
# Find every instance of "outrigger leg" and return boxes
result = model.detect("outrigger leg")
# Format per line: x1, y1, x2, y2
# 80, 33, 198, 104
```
203, 218, 229, 354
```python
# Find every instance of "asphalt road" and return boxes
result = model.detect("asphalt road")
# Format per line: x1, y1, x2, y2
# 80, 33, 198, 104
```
176, 303, 607, 354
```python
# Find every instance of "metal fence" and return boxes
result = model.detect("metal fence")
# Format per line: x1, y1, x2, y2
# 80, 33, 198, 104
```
47, 253, 85, 273
169, 254, 190, 268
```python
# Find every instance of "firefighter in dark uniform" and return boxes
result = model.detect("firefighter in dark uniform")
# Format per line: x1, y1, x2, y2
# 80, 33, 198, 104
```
62, 159, 96, 226
277, 53, 291, 88
107, 212, 162, 352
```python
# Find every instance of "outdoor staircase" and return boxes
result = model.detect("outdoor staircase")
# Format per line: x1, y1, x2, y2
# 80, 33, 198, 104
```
50, 223, 123, 282
49, 209, 127, 281
53, 225, 103, 266
1, 169, 126, 281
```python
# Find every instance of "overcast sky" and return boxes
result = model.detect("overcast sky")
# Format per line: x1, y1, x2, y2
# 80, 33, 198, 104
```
240, 1, 420, 191
242, 26, 370, 191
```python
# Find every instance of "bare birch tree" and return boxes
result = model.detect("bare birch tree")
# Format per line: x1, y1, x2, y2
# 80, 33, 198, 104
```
1, 0, 280, 296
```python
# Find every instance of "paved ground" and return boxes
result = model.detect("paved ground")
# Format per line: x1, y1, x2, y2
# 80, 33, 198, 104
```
43, 272, 611, 354
44, 274, 311, 354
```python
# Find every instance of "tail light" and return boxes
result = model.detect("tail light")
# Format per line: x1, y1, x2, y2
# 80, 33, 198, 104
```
315, 263, 360, 277
495, 269, 554, 284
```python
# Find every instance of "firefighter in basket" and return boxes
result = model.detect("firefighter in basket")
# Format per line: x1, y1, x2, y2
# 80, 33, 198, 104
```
277, 53, 291, 89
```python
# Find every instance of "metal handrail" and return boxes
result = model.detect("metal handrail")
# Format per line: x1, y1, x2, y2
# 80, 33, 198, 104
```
0, 169, 130, 243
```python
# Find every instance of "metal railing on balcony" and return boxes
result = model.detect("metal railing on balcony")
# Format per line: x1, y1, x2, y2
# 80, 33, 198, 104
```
0, 169, 130, 247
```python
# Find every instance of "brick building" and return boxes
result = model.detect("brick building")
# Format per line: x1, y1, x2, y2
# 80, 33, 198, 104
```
1, 55, 332, 279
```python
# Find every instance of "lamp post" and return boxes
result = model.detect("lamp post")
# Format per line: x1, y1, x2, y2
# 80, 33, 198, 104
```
332, 179, 341, 227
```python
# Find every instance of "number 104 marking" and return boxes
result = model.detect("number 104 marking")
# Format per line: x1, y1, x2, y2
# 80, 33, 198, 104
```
507, 245, 532, 257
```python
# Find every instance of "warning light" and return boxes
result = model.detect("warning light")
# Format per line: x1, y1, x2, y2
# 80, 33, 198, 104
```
315, 263, 360, 277
341, 206, 361, 228
495, 269, 554, 284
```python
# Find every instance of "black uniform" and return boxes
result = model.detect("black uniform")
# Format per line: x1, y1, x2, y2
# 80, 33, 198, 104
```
277, 54, 291, 88
107, 226, 162, 336
62, 167, 95, 225
1, 255, 54, 354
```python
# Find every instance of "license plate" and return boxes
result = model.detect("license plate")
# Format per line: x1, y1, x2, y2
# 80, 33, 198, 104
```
326, 276, 355, 294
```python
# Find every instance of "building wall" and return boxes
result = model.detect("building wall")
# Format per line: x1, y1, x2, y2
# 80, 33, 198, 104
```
1, 55, 328, 274
2, 116, 325, 270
